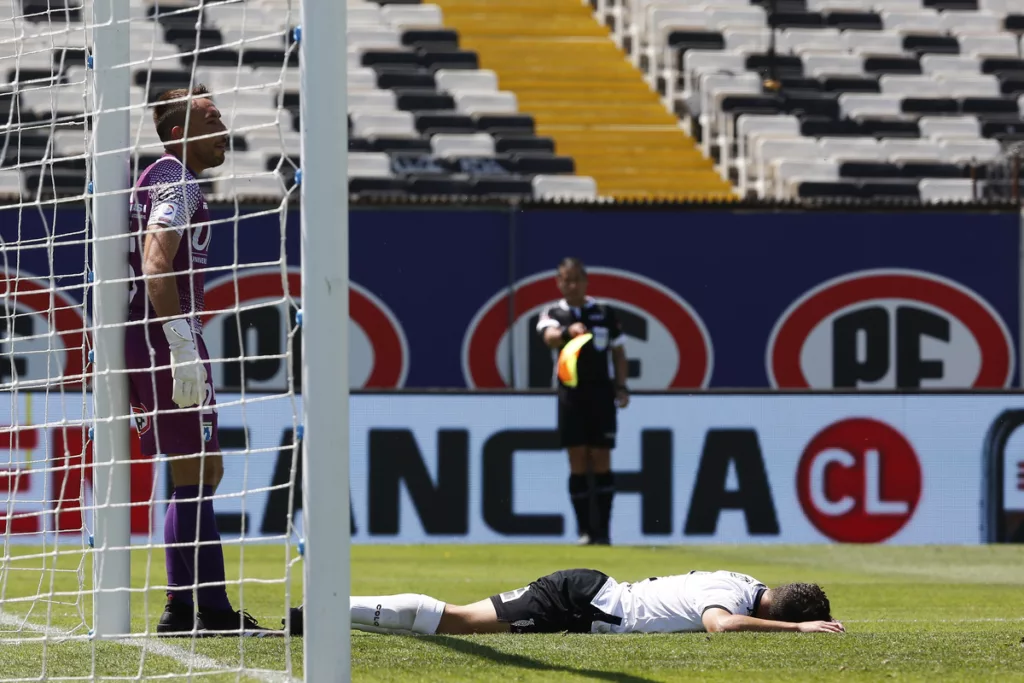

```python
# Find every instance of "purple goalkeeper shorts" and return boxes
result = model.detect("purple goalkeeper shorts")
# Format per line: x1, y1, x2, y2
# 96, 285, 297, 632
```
125, 323, 219, 456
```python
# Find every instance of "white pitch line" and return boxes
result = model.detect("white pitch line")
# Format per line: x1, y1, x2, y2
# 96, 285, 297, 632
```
0, 611, 299, 683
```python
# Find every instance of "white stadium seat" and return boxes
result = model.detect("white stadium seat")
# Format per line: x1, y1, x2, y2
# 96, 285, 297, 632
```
453, 92, 518, 115
919, 116, 983, 140
348, 152, 393, 178
940, 139, 1002, 162
431, 133, 496, 158
350, 111, 416, 138
919, 178, 977, 201
532, 175, 599, 200
435, 69, 500, 93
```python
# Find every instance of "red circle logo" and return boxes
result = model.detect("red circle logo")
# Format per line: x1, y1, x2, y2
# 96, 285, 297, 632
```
767, 269, 1014, 389
797, 418, 922, 543
202, 268, 407, 388
462, 267, 712, 388
0, 270, 87, 385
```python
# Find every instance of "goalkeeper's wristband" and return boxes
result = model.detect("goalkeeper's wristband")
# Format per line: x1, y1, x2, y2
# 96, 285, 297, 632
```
162, 318, 195, 346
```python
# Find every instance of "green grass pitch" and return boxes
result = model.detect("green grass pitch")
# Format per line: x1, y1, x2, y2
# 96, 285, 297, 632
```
0, 544, 1023, 681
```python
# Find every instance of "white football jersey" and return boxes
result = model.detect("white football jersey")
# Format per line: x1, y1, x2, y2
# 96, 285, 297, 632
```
590, 570, 767, 634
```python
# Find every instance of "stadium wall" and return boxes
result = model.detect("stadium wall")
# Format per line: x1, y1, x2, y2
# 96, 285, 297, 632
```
2, 391, 1023, 546
3, 205, 1020, 391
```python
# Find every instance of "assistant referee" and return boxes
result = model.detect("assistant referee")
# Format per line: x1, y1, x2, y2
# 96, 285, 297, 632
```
535, 257, 629, 546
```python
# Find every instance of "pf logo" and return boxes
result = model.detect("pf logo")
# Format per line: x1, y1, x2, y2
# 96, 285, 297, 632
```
767, 269, 1015, 389
0, 270, 87, 386
462, 268, 712, 389
797, 418, 922, 543
202, 268, 407, 390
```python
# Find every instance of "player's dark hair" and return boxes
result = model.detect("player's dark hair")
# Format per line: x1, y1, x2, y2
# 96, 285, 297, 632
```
152, 85, 212, 142
558, 257, 587, 275
768, 583, 832, 623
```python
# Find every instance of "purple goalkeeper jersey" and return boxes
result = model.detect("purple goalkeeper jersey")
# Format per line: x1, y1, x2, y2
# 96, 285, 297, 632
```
128, 154, 212, 333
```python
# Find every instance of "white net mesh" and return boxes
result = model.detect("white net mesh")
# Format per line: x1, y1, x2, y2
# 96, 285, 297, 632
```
0, 0, 305, 678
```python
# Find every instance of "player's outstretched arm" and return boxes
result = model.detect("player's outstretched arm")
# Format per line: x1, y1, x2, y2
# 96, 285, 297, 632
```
701, 608, 845, 634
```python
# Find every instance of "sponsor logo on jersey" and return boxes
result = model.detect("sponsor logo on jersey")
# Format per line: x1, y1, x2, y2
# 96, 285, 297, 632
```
462, 267, 713, 389
202, 421, 214, 443
202, 267, 408, 390
132, 405, 151, 435
0, 270, 87, 386
153, 201, 179, 225
796, 418, 922, 543
767, 269, 1014, 389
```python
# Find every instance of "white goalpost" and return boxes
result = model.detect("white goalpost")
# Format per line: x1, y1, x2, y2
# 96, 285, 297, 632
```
0, 0, 348, 678
298, 0, 350, 679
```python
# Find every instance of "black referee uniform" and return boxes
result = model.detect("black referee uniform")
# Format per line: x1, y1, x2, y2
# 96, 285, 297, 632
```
536, 287, 627, 545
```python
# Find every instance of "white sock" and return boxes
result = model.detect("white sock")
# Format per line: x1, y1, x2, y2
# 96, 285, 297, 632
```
350, 594, 446, 635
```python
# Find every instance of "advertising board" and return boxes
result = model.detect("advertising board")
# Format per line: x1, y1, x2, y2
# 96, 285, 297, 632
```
2, 392, 1019, 545
0, 207, 1017, 390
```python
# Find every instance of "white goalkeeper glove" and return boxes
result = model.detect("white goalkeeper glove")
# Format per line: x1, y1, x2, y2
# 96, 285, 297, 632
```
162, 318, 208, 408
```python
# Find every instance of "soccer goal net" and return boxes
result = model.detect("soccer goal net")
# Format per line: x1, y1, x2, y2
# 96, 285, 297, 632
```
0, 0, 347, 679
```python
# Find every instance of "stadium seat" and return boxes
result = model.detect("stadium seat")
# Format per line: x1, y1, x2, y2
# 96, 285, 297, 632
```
612, 0, 1024, 200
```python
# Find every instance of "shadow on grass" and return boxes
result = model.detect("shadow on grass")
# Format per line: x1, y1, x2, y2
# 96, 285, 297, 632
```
422, 635, 661, 683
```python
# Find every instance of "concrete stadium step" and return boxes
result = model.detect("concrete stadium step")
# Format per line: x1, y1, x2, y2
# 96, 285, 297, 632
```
432, 0, 732, 200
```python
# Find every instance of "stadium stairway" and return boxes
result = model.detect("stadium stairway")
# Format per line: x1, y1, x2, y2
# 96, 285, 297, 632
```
430, 0, 737, 200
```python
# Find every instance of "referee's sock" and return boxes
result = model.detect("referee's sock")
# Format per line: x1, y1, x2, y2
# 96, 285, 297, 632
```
594, 472, 615, 542
568, 474, 591, 537
350, 594, 446, 635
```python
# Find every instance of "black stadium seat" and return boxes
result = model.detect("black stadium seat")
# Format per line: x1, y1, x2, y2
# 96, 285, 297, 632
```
406, 175, 473, 195
494, 135, 556, 154
470, 176, 533, 196
838, 161, 902, 178
901, 98, 959, 115
395, 90, 455, 111
824, 11, 883, 30
800, 117, 863, 136
666, 31, 725, 54
474, 114, 534, 134
401, 29, 459, 49
797, 180, 861, 198
820, 76, 881, 93
413, 112, 475, 134
784, 92, 840, 118
368, 136, 433, 153
375, 68, 437, 89
864, 55, 922, 75
860, 119, 920, 138
903, 34, 960, 55
768, 12, 825, 28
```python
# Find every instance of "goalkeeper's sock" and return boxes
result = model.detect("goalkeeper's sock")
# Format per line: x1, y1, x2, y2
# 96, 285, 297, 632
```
173, 485, 233, 612
163, 493, 194, 607
350, 594, 446, 635
568, 474, 591, 537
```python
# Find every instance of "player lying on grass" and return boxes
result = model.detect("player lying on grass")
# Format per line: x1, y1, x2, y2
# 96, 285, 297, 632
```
285, 568, 843, 636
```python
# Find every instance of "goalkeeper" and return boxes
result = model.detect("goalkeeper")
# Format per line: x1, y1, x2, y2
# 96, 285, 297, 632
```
126, 86, 274, 637
285, 568, 842, 636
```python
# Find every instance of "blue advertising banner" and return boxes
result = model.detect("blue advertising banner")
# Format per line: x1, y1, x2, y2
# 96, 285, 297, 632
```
0, 205, 1018, 390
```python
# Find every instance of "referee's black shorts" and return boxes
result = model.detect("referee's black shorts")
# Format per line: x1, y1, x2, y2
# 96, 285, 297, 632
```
489, 568, 621, 634
558, 386, 617, 449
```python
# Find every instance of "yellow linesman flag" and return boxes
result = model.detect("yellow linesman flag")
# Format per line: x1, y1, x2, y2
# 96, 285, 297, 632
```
557, 333, 593, 388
